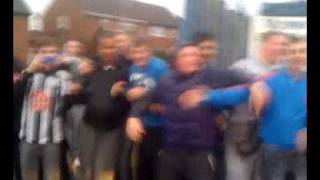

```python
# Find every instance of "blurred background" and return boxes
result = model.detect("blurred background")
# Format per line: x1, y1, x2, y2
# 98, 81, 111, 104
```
14, 0, 306, 67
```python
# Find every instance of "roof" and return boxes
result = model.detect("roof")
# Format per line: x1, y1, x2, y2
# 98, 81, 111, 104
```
81, 0, 179, 27
14, 0, 31, 16
261, 1, 306, 17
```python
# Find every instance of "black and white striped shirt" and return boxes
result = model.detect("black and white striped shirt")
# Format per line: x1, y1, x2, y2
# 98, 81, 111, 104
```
19, 70, 72, 144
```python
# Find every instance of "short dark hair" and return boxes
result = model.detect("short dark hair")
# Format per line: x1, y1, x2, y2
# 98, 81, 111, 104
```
97, 31, 115, 45
260, 31, 287, 42
172, 42, 198, 60
131, 37, 148, 48
289, 35, 306, 44
191, 32, 216, 45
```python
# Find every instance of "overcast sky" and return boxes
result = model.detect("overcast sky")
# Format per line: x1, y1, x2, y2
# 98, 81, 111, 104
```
23, 0, 303, 17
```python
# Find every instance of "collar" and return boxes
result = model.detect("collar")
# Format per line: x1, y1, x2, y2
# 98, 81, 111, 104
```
133, 57, 153, 70
281, 68, 306, 81
103, 65, 116, 71
174, 70, 199, 81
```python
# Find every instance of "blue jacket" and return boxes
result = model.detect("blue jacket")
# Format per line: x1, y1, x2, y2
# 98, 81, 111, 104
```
149, 67, 249, 150
128, 57, 168, 127
204, 68, 307, 150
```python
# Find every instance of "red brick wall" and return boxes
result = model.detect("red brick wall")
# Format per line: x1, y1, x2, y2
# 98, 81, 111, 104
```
44, 0, 84, 39
43, 0, 177, 54
14, 15, 29, 64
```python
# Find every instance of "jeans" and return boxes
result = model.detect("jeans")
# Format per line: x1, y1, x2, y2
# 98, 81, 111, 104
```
261, 144, 306, 180
65, 105, 85, 159
79, 121, 122, 180
137, 127, 164, 180
13, 137, 22, 180
64, 105, 85, 180
225, 139, 260, 180
20, 141, 62, 180
157, 149, 216, 180
117, 134, 133, 180
214, 146, 226, 180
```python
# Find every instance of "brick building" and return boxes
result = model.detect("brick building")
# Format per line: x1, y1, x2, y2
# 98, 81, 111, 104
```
42, 0, 180, 54
14, 0, 31, 63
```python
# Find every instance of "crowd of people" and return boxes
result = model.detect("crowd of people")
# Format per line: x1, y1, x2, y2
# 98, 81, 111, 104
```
13, 30, 306, 180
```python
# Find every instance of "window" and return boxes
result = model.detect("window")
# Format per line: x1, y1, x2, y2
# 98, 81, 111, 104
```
56, 16, 70, 30
100, 19, 110, 31
149, 26, 167, 37
167, 28, 177, 37
117, 22, 137, 32
28, 14, 43, 31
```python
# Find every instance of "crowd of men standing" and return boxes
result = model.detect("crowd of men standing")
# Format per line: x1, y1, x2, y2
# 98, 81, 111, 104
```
13, 30, 306, 180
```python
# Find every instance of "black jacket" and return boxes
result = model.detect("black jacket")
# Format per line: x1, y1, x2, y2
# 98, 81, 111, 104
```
82, 57, 131, 131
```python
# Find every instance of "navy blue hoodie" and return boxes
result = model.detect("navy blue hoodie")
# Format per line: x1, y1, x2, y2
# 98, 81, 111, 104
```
149, 67, 249, 150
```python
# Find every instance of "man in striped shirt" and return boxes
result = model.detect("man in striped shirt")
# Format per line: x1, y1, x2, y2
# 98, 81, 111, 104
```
17, 41, 73, 180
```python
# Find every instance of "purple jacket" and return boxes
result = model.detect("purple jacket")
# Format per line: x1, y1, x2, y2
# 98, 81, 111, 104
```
149, 67, 249, 150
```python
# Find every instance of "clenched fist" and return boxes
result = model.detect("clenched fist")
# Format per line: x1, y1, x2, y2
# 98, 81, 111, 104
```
69, 82, 82, 95
296, 128, 307, 153
127, 87, 146, 102
249, 81, 271, 118
148, 103, 165, 114
78, 60, 95, 76
110, 81, 127, 97
126, 117, 146, 143
26, 54, 46, 73
177, 86, 208, 110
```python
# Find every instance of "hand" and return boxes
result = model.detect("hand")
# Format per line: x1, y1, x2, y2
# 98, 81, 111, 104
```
13, 72, 22, 83
148, 103, 166, 114
69, 82, 82, 95
127, 87, 146, 102
26, 54, 46, 73
78, 61, 95, 76
296, 128, 307, 153
215, 115, 227, 131
110, 81, 127, 97
249, 82, 271, 118
58, 55, 74, 65
178, 87, 208, 109
126, 117, 146, 143
71, 157, 81, 175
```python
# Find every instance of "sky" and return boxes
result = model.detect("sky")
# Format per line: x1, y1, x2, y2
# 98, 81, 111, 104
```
23, 0, 304, 17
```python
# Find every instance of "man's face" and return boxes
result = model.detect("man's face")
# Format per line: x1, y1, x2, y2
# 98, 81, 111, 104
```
98, 38, 117, 63
65, 41, 84, 57
114, 34, 131, 56
287, 41, 307, 72
38, 46, 60, 71
130, 46, 151, 67
198, 40, 217, 64
175, 46, 202, 75
262, 35, 289, 63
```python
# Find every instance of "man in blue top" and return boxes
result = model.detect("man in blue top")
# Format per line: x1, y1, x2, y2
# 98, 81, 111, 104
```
250, 36, 307, 180
125, 38, 169, 180
181, 36, 307, 180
